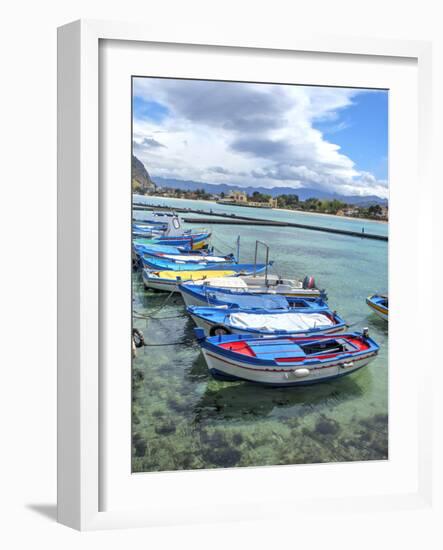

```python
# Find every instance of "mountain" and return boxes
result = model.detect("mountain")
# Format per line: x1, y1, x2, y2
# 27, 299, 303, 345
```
153, 176, 388, 206
132, 155, 156, 194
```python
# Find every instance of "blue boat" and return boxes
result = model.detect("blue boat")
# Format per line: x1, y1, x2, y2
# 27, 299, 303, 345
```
132, 213, 212, 249
366, 294, 388, 321
179, 283, 329, 311
134, 231, 211, 250
132, 223, 167, 235
194, 329, 379, 386
187, 305, 346, 337
133, 241, 192, 256
142, 250, 235, 265
141, 255, 269, 272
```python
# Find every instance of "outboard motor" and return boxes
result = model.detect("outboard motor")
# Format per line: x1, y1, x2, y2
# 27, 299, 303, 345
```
302, 275, 316, 289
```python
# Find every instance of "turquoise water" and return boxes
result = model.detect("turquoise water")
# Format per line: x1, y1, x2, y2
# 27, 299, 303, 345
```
132, 196, 388, 472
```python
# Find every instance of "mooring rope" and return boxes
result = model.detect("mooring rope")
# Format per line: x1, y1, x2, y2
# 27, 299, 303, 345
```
211, 234, 236, 254
133, 287, 177, 319
142, 338, 195, 347
133, 313, 186, 320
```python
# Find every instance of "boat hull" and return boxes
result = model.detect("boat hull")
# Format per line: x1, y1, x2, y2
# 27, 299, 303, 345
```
189, 277, 323, 298
179, 284, 327, 311
366, 296, 388, 321
136, 232, 211, 250
189, 312, 345, 338
181, 287, 209, 307
201, 347, 374, 386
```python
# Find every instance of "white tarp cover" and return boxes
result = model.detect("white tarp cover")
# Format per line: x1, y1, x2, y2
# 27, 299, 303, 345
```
228, 312, 334, 332
193, 277, 248, 288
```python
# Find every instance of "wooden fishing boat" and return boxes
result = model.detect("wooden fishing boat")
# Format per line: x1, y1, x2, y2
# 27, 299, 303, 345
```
141, 253, 236, 269
179, 283, 328, 311
194, 329, 379, 386
187, 305, 346, 337
142, 250, 234, 263
132, 241, 192, 255
134, 231, 211, 250
187, 274, 324, 298
142, 269, 239, 292
133, 213, 211, 249
141, 255, 268, 272
366, 294, 388, 321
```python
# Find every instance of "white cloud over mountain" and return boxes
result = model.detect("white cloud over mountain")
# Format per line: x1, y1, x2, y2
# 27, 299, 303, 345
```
132, 78, 388, 198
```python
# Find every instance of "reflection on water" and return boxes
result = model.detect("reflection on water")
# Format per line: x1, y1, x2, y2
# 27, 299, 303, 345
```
132, 198, 388, 472
193, 375, 364, 422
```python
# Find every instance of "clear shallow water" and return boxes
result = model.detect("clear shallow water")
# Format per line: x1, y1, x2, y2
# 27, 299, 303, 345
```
132, 196, 388, 472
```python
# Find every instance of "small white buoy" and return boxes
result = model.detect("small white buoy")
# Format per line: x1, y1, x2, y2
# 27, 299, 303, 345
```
293, 368, 310, 378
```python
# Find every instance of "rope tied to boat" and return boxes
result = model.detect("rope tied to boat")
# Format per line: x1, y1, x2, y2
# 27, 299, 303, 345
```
211, 233, 237, 255
134, 287, 177, 319
132, 286, 195, 347
133, 312, 186, 320
141, 338, 195, 347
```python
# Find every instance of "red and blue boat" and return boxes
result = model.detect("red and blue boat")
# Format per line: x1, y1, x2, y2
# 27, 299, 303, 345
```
194, 329, 379, 386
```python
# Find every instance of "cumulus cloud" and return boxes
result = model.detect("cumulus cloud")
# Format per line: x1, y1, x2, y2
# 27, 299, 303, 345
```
132, 78, 388, 198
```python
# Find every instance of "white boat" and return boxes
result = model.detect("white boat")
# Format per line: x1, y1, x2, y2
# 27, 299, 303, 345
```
186, 274, 323, 302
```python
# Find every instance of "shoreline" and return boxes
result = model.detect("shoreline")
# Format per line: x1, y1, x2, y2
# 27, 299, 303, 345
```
134, 195, 388, 225
273, 207, 388, 225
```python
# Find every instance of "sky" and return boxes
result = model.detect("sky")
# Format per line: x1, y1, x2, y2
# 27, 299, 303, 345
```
132, 77, 388, 198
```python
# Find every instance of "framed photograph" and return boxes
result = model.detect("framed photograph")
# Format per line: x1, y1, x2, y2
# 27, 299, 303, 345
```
58, 20, 435, 530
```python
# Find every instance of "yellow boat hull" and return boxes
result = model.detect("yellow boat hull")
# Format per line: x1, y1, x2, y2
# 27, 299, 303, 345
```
192, 239, 209, 250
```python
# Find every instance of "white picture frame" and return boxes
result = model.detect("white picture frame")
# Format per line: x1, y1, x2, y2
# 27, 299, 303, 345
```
57, 19, 435, 531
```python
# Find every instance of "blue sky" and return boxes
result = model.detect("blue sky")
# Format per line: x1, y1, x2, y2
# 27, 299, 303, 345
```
313, 90, 388, 181
132, 78, 388, 198
133, 97, 169, 124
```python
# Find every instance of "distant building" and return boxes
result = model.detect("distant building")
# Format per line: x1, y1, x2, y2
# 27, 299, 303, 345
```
223, 190, 248, 203
217, 190, 277, 209
343, 207, 360, 216
268, 198, 278, 208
